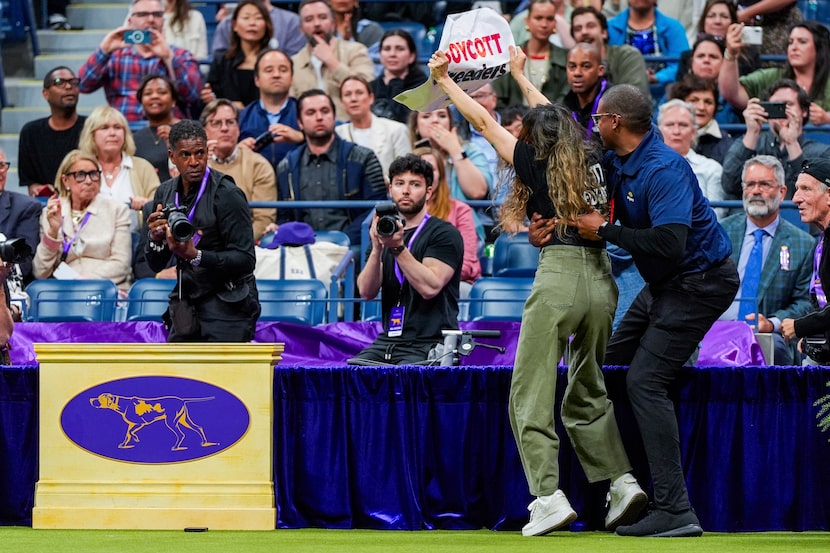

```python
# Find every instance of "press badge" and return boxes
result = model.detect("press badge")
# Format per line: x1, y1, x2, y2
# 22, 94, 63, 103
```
388, 305, 404, 337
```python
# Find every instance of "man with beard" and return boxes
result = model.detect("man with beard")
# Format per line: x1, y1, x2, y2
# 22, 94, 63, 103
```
290, 0, 375, 120
569, 6, 650, 97
722, 79, 830, 200
720, 156, 815, 365
145, 120, 260, 342
349, 154, 463, 366
18, 66, 86, 197
275, 89, 385, 245
202, 99, 277, 241
563, 42, 608, 141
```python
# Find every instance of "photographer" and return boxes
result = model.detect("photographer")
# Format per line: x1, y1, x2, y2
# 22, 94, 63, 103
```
782, 159, 830, 364
145, 120, 260, 342
349, 154, 463, 365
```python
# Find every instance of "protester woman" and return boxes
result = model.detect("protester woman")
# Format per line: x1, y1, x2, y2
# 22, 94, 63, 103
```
428, 47, 645, 536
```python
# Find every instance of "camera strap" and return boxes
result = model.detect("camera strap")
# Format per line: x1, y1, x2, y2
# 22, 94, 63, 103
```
394, 214, 430, 285
174, 168, 211, 223
60, 211, 92, 262
811, 238, 827, 308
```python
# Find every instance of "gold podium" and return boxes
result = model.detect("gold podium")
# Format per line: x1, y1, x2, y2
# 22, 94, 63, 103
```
32, 343, 282, 530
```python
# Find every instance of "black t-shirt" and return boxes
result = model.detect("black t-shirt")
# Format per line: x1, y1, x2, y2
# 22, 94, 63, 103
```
374, 216, 463, 341
513, 140, 607, 249
18, 116, 86, 188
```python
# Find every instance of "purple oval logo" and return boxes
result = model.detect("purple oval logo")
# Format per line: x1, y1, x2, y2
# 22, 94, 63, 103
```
61, 376, 250, 464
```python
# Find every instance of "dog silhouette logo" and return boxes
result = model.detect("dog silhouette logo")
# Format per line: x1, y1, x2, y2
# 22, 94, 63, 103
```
89, 393, 220, 451
62, 376, 250, 464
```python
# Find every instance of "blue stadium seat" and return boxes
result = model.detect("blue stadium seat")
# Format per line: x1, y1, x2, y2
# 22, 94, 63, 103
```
315, 230, 351, 247
360, 293, 382, 321
466, 277, 533, 322
125, 279, 176, 322
257, 279, 328, 325
492, 232, 539, 278
26, 279, 119, 322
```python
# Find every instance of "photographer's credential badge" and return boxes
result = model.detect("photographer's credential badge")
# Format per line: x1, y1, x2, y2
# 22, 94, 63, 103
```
388, 305, 404, 337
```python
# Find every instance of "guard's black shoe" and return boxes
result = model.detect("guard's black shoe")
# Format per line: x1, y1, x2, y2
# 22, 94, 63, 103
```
615, 508, 703, 537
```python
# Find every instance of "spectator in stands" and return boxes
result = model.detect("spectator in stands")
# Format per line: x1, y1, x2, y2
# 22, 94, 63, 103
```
722, 79, 830, 200
569, 5, 650, 97
734, 0, 803, 56
34, 150, 133, 291
202, 99, 276, 241
211, 0, 305, 57
721, 155, 814, 365
501, 104, 528, 138
667, 74, 735, 164
562, 42, 608, 140
370, 29, 428, 124
720, 20, 830, 121
658, 99, 725, 219
238, 48, 305, 169
163, 0, 207, 60
431, 47, 647, 536
145, 120, 260, 342
133, 74, 180, 182
336, 76, 411, 181
408, 107, 493, 243
330, 0, 384, 47
291, 0, 376, 120
349, 154, 464, 365
509, 0, 573, 49
494, 0, 570, 108
782, 159, 830, 363
0, 148, 42, 285
415, 146, 481, 296
18, 66, 86, 198
606, 0, 689, 89
677, 0, 760, 78
78, 0, 202, 123
275, 90, 386, 244
79, 106, 161, 233
202, 0, 273, 110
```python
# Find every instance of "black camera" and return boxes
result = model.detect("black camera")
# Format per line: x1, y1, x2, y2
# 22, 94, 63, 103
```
162, 204, 195, 242
252, 130, 274, 152
0, 238, 32, 264
375, 202, 404, 237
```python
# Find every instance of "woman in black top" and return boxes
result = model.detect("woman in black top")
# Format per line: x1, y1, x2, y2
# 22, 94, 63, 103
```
429, 47, 646, 537
370, 29, 427, 123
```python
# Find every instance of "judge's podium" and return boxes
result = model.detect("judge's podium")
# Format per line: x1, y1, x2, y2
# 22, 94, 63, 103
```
32, 343, 283, 530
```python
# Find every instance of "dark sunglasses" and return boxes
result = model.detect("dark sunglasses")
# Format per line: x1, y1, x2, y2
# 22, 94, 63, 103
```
50, 77, 80, 88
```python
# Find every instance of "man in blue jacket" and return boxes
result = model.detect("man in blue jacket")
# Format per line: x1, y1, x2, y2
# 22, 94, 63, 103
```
276, 90, 386, 245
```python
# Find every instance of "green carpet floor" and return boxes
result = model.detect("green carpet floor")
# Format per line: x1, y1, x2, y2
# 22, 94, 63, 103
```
1, 528, 828, 553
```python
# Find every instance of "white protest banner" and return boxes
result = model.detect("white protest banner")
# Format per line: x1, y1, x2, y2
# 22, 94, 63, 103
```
394, 8, 515, 112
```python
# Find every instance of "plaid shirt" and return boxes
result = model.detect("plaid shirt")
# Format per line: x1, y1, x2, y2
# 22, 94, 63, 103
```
79, 45, 202, 122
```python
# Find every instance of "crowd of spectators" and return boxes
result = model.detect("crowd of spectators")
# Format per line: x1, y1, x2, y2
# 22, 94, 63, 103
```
7, 0, 830, 335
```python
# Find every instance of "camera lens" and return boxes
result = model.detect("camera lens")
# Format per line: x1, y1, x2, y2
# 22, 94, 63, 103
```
167, 212, 195, 242
376, 215, 398, 237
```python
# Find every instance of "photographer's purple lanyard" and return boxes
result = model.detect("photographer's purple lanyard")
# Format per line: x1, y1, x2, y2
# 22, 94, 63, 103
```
394, 214, 430, 285
173, 168, 210, 245
811, 238, 827, 308
573, 79, 606, 139
60, 211, 92, 262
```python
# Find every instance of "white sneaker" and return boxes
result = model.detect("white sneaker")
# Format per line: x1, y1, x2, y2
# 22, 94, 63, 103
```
605, 474, 648, 530
522, 490, 577, 536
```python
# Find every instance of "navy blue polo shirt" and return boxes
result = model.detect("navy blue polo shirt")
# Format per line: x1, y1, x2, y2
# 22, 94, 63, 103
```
603, 128, 731, 282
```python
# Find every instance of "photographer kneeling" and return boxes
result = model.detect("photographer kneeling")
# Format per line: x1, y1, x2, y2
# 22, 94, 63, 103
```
349, 154, 463, 365
145, 120, 260, 342
781, 159, 830, 364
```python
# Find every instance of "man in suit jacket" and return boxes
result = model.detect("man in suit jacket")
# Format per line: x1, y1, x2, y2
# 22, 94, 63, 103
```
720, 155, 815, 364
0, 148, 42, 282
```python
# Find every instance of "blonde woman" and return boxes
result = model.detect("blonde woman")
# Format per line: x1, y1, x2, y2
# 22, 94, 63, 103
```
34, 150, 132, 291
78, 105, 160, 233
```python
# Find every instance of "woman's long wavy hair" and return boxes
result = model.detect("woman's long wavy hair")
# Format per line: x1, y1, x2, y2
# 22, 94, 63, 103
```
413, 146, 451, 220
500, 103, 603, 237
